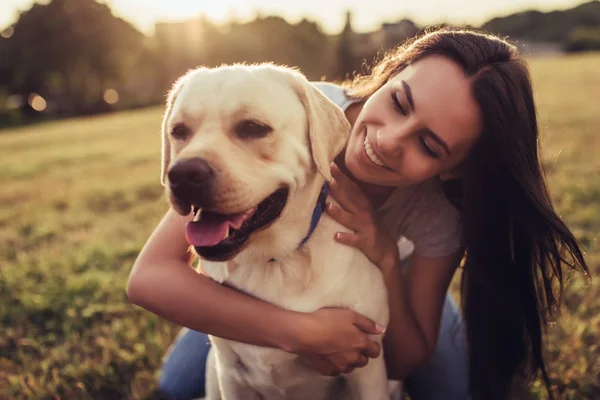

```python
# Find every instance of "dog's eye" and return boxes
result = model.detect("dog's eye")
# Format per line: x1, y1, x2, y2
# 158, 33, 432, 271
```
236, 120, 272, 139
171, 123, 191, 140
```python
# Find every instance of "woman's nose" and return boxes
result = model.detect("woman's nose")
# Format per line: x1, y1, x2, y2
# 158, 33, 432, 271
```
376, 127, 407, 157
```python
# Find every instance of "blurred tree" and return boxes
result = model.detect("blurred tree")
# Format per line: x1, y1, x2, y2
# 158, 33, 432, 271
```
564, 26, 600, 52
382, 19, 418, 50
290, 18, 335, 79
482, 0, 600, 44
2, 0, 595, 127
193, 16, 331, 80
0, 0, 145, 117
333, 10, 361, 81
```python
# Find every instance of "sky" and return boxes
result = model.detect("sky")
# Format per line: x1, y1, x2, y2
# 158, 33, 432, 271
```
0, 0, 584, 35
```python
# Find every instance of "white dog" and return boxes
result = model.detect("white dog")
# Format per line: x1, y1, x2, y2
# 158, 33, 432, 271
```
161, 63, 392, 400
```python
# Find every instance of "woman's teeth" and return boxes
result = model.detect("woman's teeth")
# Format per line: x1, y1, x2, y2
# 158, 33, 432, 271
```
364, 138, 387, 167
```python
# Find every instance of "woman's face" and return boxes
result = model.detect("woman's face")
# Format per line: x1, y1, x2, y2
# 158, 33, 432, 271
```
345, 55, 483, 187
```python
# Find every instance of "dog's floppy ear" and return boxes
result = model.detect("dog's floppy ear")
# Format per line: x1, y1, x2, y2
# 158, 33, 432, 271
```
160, 75, 188, 186
289, 75, 351, 181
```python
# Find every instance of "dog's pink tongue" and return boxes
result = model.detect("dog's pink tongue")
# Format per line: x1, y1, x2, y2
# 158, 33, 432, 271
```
185, 211, 250, 247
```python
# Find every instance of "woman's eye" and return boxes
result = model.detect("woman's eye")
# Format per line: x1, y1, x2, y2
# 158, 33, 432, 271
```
419, 137, 440, 159
390, 92, 406, 116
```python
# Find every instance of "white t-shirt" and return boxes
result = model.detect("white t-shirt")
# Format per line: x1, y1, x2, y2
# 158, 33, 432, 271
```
313, 82, 462, 258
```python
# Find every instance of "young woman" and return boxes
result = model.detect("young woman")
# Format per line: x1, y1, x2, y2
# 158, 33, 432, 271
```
127, 27, 588, 400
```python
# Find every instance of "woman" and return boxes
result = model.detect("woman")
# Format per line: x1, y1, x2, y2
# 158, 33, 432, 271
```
127, 27, 588, 400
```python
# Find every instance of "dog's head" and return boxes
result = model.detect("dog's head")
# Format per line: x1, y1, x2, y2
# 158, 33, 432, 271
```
161, 64, 350, 261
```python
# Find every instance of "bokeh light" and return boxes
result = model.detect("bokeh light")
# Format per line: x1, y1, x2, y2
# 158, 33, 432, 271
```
29, 93, 47, 112
1, 26, 14, 38
103, 89, 120, 104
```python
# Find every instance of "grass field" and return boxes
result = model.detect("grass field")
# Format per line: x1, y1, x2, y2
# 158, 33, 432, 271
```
1, 52, 599, 399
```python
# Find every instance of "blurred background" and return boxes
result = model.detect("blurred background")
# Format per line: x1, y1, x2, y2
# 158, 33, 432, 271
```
1, 0, 599, 125
0, 0, 598, 399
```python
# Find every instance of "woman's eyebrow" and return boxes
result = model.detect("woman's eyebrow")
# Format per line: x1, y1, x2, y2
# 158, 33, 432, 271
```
401, 80, 415, 111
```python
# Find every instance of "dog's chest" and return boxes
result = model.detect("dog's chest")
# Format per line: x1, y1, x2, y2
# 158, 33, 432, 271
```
211, 337, 354, 400
202, 220, 389, 400
202, 252, 320, 311
200, 228, 388, 320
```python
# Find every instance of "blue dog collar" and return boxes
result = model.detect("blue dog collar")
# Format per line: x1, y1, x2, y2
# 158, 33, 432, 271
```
298, 182, 329, 248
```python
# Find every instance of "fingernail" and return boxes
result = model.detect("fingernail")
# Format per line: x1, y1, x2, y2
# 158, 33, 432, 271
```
376, 324, 386, 333
326, 202, 333, 210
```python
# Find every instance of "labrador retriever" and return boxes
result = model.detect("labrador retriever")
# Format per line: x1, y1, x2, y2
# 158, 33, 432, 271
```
160, 63, 392, 400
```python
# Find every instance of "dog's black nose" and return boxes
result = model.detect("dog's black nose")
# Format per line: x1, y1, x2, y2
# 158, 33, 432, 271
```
168, 158, 214, 187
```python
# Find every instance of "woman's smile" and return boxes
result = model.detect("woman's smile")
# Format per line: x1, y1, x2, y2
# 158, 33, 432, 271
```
356, 126, 390, 172
364, 135, 390, 169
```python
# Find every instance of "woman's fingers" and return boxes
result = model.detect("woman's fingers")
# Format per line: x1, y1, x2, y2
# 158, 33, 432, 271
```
355, 354, 369, 368
303, 354, 338, 376
326, 203, 361, 231
328, 178, 359, 214
333, 231, 362, 249
342, 365, 356, 374
330, 352, 370, 374
361, 340, 381, 359
329, 164, 371, 212
352, 312, 386, 336
327, 203, 373, 251
330, 163, 363, 197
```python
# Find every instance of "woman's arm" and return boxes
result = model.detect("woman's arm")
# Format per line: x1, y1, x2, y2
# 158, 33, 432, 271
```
326, 163, 463, 379
127, 208, 384, 356
381, 250, 462, 379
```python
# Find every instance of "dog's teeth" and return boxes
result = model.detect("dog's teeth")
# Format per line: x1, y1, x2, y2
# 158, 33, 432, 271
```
223, 227, 230, 240
193, 208, 202, 222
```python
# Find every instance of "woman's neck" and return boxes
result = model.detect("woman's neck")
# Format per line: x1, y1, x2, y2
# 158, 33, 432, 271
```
334, 152, 395, 210
361, 182, 395, 209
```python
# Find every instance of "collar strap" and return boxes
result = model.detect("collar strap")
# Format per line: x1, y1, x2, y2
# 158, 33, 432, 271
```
298, 182, 329, 248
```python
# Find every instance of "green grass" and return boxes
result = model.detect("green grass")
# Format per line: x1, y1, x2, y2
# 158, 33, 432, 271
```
1, 53, 599, 399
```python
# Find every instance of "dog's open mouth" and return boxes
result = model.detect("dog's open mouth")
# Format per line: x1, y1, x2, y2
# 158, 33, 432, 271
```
186, 188, 289, 261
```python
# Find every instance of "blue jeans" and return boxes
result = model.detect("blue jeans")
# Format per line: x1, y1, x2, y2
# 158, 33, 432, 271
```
157, 293, 469, 399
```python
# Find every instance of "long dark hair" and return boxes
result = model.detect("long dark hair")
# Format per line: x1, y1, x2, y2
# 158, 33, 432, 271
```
344, 27, 589, 399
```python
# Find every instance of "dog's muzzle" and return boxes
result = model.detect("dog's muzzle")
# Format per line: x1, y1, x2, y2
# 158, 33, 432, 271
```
166, 156, 290, 261
168, 157, 215, 211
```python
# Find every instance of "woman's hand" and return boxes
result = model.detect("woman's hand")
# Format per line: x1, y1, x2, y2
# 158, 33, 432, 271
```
290, 308, 384, 375
326, 163, 400, 272
300, 352, 371, 376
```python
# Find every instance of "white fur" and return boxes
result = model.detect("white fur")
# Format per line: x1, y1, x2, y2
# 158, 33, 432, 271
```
162, 63, 395, 400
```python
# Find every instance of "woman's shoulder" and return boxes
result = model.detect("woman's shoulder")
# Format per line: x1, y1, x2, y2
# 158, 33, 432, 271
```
310, 81, 358, 111
383, 179, 462, 258
383, 179, 456, 215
